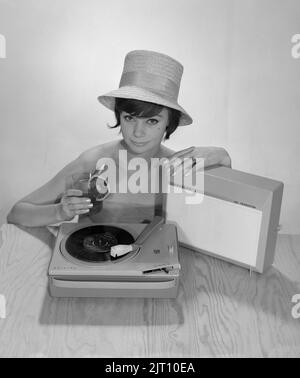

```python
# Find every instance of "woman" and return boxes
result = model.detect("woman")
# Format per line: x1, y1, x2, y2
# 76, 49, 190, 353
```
7, 50, 231, 227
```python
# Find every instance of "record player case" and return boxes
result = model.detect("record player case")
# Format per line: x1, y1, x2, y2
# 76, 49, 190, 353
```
48, 221, 180, 298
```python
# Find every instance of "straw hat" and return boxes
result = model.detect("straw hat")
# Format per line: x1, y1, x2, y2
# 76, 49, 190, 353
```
98, 50, 193, 126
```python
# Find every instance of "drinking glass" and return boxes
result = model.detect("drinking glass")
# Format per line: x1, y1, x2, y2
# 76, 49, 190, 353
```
71, 171, 110, 215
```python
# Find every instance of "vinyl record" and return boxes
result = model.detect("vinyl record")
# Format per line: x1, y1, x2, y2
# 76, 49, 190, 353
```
64, 225, 135, 262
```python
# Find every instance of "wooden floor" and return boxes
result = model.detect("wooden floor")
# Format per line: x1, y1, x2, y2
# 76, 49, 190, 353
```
0, 224, 299, 358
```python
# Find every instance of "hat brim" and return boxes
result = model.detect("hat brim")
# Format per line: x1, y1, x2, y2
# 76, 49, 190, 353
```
97, 86, 193, 126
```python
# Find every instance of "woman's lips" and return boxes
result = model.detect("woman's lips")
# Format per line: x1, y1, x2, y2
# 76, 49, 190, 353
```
130, 140, 149, 147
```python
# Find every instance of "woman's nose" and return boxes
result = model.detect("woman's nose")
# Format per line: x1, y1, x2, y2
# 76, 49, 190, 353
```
133, 119, 146, 138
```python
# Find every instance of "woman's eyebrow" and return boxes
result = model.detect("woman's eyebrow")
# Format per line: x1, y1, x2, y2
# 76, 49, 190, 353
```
122, 112, 163, 118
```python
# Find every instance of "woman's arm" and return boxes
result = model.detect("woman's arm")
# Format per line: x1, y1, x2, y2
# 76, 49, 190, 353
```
7, 202, 64, 227
6, 150, 98, 227
165, 146, 232, 176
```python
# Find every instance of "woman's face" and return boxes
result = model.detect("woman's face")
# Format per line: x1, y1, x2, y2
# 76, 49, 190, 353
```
120, 107, 169, 156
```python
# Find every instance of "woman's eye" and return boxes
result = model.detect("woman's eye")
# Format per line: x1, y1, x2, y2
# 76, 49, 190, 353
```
147, 119, 159, 125
124, 115, 134, 121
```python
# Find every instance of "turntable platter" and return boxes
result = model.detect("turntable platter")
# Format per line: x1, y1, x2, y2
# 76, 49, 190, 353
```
64, 225, 135, 263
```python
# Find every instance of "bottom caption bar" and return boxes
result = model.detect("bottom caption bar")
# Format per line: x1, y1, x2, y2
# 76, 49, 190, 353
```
100, 359, 201, 375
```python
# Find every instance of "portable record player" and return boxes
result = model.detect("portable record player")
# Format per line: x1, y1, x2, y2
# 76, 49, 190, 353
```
48, 216, 180, 298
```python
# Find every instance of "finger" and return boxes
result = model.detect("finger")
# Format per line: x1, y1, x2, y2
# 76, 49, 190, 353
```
169, 150, 196, 168
68, 202, 93, 211
169, 146, 195, 162
183, 158, 205, 176
64, 196, 91, 205
65, 189, 83, 197
181, 159, 195, 176
75, 209, 91, 215
187, 157, 204, 170
192, 156, 217, 170
159, 158, 172, 173
171, 157, 197, 176
167, 158, 184, 176
62, 198, 92, 210
159, 157, 170, 167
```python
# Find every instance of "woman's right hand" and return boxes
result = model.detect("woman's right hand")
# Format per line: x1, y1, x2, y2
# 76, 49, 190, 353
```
57, 189, 93, 221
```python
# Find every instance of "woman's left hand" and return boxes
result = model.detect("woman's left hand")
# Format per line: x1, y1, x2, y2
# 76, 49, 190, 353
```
164, 146, 232, 177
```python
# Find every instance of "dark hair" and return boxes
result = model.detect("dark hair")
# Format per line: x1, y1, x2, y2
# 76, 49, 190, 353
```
109, 98, 181, 140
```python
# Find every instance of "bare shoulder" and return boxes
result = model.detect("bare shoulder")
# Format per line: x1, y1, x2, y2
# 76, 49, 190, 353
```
78, 140, 120, 170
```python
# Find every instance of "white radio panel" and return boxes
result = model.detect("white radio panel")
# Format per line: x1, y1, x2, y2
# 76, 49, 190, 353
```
164, 166, 283, 273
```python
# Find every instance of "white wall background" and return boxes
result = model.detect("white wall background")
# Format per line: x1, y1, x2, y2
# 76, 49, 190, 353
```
0, 0, 299, 233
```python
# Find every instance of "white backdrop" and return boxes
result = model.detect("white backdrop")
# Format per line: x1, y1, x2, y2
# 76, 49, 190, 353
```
1, 0, 299, 233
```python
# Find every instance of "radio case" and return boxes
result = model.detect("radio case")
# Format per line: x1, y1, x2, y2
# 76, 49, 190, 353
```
165, 166, 284, 273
